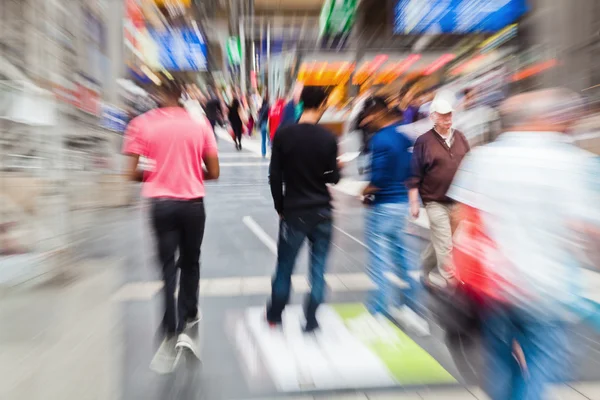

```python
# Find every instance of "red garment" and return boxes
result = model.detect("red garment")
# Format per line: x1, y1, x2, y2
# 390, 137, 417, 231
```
452, 204, 516, 303
268, 99, 285, 140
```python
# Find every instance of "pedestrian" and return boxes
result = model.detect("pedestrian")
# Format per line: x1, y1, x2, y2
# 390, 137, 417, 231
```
258, 94, 270, 158
268, 96, 285, 142
204, 95, 223, 138
267, 86, 341, 332
448, 88, 598, 400
406, 95, 470, 287
279, 82, 304, 128
228, 98, 246, 151
247, 113, 255, 137
360, 97, 430, 335
122, 77, 220, 373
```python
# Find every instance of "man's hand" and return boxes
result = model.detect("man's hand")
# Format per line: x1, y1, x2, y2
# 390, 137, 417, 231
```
337, 159, 345, 170
410, 201, 420, 219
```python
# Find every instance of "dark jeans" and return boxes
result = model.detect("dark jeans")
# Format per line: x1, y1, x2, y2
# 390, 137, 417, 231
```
267, 209, 333, 327
151, 198, 206, 336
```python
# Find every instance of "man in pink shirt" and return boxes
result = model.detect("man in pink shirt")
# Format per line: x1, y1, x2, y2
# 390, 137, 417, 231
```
123, 79, 219, 373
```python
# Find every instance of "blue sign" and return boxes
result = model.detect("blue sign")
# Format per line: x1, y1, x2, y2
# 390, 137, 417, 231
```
100, 104, 128, 133
148, 28, 208, 71
394, 0, 527, 34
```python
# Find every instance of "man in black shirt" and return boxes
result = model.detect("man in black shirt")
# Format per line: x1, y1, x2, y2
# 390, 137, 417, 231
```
267, 86, 341, 332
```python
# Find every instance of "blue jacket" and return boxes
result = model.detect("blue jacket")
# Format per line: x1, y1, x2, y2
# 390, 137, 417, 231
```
280, 101, 299, 128
368, 123, 412, 204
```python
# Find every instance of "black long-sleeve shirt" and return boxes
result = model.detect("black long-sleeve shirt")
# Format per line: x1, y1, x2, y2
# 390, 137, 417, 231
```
269, 123, 340, 215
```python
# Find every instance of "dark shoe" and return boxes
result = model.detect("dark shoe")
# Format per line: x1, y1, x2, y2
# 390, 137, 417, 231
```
265, 306, 282, 328
303, 320, 319, 333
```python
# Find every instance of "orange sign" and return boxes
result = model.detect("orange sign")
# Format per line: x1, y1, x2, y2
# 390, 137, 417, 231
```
298, 62, 355, 86
152, 0, 191, 7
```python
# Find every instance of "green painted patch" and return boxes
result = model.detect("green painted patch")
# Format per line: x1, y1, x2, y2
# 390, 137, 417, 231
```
331, 303, 456, 385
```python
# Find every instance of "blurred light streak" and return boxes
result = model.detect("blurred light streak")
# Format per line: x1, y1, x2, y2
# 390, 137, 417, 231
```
581, 83, 600, 92
479, 24, 518, 53
450, 54, 487, 76
140, 65, 162, 85
511, 59, 558, 82
367, 54, 389, 74
423, 54, 456, 75
396, 54, 422, 75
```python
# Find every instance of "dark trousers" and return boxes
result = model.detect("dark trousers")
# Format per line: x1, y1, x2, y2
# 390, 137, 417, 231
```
267, 209, 333, 327
151, 198, 206, 336
232, 125, 243, 149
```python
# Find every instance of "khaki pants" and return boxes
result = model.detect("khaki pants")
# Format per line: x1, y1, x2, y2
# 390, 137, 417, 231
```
423, 202, 454, 280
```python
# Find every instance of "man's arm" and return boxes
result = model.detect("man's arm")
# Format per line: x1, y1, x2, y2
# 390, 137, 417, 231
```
269, 135, 284, 215
122, 117, 146, 182
203, 154, 220, 180
325, 138, 341, 185
124, 154, 144, 182
202, 124, 220, 180
406, 139, 425, 218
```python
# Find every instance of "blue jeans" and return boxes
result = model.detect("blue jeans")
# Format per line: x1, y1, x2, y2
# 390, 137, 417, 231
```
365, 202, 420, 316
481, 301, 570, 400
267, 209, 333, 327
260, 122, 269, 157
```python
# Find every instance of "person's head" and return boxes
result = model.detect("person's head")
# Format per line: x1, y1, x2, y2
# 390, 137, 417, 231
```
360, 96, 399, 132
154, 78, 184, 108
500, 88, 583, 134
231, 98, 240, 110
299, 86, 329, 119
429, 97, 454, 134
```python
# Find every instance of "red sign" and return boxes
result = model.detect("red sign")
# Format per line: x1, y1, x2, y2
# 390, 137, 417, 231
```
76, 83, 101, 116
52, 82, 100, 116
126, 0, 145, 29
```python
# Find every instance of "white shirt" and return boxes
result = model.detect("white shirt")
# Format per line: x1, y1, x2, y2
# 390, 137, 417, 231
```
434, 127, 454, 147
448, 132, 600, 319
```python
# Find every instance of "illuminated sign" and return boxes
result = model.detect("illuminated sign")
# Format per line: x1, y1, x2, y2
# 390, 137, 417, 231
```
394, 0, 527, 34
148, 28, 208, 71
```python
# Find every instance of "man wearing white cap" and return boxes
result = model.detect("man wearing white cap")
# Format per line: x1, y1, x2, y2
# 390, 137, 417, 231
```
406, 96, 470, 285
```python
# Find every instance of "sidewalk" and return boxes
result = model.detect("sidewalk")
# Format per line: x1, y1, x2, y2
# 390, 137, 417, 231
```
0, 257, 123, 400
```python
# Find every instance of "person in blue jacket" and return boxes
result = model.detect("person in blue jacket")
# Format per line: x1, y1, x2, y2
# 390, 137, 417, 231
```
360, 96, 430, 336
279, 82, 304, 128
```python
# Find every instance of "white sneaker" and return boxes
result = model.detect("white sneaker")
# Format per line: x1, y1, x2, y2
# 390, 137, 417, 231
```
150, 336, 180, 374
175, 317, 202, 360
391, 305, 431, 337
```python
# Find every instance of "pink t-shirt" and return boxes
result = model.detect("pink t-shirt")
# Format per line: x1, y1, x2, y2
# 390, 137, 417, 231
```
123, 107, 218, 199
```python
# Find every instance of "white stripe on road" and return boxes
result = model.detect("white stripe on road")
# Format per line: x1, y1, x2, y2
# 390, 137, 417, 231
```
218, 153, 262, 159
242, 216, 278, 254
244, 215, 365, 252
220, 162, 269, 167
333, 225, 367, 247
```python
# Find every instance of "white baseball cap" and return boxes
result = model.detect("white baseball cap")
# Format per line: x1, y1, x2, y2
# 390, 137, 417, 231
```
430, 98, 454, 114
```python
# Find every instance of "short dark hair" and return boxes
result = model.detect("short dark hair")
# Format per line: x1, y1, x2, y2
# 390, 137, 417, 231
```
155, 75, 184, 100
300, 86, 329, 110
362, 96, 389, 115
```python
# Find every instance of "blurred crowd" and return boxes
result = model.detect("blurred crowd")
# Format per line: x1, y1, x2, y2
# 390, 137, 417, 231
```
120, 67, 600, 399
